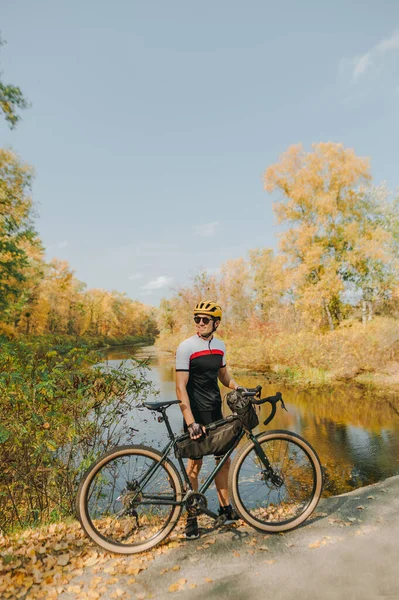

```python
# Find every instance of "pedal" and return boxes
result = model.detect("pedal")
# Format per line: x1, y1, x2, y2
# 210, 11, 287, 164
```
214, 514, 227, 528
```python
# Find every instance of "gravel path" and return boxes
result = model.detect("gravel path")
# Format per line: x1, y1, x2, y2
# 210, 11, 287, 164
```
57, 474, 399, 600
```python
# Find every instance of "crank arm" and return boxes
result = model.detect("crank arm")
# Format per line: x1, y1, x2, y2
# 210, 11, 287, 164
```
198, 507, 218, 519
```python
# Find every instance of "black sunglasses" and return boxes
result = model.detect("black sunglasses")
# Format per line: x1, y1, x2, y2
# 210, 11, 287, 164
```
194, 316, 213, 325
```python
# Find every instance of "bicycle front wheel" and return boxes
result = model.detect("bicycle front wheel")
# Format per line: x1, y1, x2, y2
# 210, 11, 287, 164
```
76, 445, 183, 554
229, 430, 323, 532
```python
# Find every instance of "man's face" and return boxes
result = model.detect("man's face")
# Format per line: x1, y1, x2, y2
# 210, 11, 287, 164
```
194, 313, 217, 337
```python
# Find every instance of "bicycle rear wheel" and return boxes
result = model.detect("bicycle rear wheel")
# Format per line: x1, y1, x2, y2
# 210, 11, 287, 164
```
229, 430, 323, 532
76, 445, 183, 554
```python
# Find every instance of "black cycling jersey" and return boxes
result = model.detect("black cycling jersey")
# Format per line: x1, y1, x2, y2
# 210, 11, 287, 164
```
175, 333, 226, 412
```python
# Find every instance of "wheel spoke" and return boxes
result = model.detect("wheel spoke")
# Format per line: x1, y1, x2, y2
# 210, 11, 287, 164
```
78, 447, 182, 552
233, 434, 321, 529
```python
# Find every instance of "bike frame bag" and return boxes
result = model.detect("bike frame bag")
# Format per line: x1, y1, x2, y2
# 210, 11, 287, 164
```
175, 416, 242, 460
226, 389, 259, 431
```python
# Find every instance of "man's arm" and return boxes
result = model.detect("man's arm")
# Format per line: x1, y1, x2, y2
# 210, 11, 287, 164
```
175, 371, 195, 426
218, 366, 239, 390
176, 372, 205, 440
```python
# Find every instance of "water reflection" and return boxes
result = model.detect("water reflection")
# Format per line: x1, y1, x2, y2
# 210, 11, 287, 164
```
102, 345, 399, 501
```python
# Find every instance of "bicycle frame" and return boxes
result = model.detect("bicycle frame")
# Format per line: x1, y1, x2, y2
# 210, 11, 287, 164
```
134, 409, 273, 510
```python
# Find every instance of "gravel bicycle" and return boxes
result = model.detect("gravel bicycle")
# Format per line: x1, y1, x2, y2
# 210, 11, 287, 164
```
76, 387, 323, 554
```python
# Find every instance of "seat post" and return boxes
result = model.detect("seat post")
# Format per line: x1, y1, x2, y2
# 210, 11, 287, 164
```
161, 408, 176, 441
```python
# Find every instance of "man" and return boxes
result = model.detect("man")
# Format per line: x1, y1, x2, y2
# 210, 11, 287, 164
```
175, 300, 242, 539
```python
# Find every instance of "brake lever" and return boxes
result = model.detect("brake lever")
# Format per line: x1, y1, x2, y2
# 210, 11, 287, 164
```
274, 391, 287, 411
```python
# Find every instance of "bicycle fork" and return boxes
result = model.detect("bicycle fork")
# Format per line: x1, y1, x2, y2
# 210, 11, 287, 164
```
251, 436, 284, 488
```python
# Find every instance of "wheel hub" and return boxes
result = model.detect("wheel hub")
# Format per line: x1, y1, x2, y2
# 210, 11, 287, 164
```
261, 469, 284, 488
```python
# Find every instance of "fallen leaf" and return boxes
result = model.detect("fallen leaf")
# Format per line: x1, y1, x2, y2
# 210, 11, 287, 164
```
171, 565, 180, 572
205, 578, 213, 583
84, 552, 99, 567
309, 541, 321, 549
67, 585, 83, 593
57, 554, 70, 566
168, 579, 187, 592
125, 566, 142, 576
265, 560, 276, 565
258, 545, 269, 551
356, 506, 365, 510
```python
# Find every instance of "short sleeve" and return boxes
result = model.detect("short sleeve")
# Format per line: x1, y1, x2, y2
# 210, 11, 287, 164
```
221, 342, 227, 368
175, 341, 190, 371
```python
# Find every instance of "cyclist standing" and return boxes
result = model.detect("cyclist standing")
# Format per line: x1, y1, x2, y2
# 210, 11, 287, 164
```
175, 300, 243, 539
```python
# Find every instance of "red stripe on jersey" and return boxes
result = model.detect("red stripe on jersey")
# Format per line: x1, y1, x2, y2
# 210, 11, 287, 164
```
190, 349, 224, 361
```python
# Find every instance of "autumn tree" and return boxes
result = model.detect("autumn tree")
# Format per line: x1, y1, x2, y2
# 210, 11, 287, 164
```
158, 298, 177, 335
218, 258, 253, 331
248, 248, 286, 321
264, 143, 396, 329
0, 35, 28, 128
0, 149, 38, 319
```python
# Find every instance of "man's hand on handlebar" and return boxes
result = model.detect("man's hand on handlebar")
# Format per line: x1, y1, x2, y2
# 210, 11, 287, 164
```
236, 385, 262, 398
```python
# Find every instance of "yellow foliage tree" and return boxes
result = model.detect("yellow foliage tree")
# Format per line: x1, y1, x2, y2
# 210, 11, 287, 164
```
264, 143, 396, 329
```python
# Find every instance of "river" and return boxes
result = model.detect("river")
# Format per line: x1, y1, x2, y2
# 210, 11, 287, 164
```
102, 345, 399, 507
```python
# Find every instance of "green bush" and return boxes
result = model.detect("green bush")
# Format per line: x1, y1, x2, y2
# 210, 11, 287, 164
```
0, 336, 153, 533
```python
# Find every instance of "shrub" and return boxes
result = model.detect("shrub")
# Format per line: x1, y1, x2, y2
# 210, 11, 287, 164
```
0, 336, 153, 532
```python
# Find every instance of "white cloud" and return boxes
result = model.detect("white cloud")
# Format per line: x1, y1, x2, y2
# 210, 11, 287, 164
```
141, 276, 173, 292
193, 221, 219, 237
352, 52, 372, 80
375, 30, 399, 53
128, 272, 144, 281
350, 29, 399, 82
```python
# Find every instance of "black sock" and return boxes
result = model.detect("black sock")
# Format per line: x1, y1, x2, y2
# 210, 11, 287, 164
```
219, 504, 232, 513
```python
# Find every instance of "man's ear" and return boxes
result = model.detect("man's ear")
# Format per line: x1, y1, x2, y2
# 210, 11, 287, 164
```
214, 319, 220, 329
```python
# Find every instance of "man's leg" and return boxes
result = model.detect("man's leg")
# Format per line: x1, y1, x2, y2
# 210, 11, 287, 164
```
215, 457, 239, 522
185, 458, 202, 539
186, 458, 202, 491
215, 456, 230, 506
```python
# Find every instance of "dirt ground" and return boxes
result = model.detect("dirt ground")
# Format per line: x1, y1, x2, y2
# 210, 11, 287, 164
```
51, 475, 399, 600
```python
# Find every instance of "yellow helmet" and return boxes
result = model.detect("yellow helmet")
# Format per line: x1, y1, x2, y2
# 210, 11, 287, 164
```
193, 301, 222, 320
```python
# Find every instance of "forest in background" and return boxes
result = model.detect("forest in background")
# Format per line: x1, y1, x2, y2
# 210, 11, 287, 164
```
0, 145, 157, 343
0, 44, 156, 533
157, 143, 399, 384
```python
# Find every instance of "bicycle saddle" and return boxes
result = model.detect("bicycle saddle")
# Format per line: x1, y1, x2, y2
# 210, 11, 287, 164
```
142, 400, 181, 411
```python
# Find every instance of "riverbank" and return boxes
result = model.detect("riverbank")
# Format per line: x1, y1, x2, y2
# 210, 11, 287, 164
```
156, 316, 399, 390
2, 475, 397, 599
154, 344, 399, 393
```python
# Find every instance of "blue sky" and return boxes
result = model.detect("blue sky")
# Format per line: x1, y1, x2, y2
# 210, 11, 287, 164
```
0, 1, 398, 306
